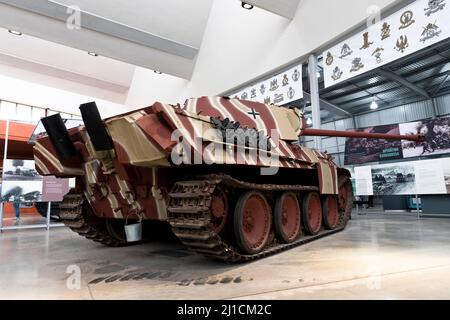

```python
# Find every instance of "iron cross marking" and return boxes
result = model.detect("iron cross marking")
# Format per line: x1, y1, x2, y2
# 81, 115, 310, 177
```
248, 108, 260, 119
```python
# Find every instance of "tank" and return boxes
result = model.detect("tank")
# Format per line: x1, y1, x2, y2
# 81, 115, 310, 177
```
33, 97, 422, 262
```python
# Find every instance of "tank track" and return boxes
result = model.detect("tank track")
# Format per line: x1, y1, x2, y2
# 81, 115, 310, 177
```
167, 174, 351, 263
59, 193, 127, 247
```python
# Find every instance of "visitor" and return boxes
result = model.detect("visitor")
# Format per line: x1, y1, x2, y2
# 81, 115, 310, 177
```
13, 196, 21, 221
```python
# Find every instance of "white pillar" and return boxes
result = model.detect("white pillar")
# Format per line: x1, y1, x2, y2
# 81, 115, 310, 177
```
308, 54, 322, 150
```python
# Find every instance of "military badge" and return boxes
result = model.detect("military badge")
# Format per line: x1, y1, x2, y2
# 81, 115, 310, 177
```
399, 10, 415, 30
282, 74, 289, 87
420, 22, 442, 43
339, 43, 353, 58
292, 69, 300, 82
424, 0, 446, 16
270, 79, 279, 91
274, 93, 284, 104
372, 47, 384, 64
325, 52, 334, 66
360, 32, 373, 50
241, 92, 248, 100
260, 84, 266, 95
381, 22, 391, 40
350, 58, 364, 72
264, 96, 271, 104
331, 67, 343, 81
287, 87, 295, 100
250, 88, 257, 99
394, 35, 409, 53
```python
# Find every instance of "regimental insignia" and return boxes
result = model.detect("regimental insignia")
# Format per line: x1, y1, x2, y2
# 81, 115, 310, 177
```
292, 69, 300, 82
287, 87, 295, 100
372, 47, 385, 64
250, 88, 257, 99
282, 74, 289, 87
331, 67, 343, 81
360, 32, 374, 50
325, 51, 334, 66
264, 96, 271, 104
260, 84, 266, 95
394, 35, 409, 53
424, 0, 446, 17
339, 43, 353, 58
241, 92, 248, 100
270, 79, 279, 91
420, 22, 442, 42
274, 93, 284, 104
381, 22, 391, 40
399, 10, 415, 29
350, 57, 364, 72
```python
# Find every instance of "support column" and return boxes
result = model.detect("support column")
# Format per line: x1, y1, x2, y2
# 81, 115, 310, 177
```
308, 54, 322, 150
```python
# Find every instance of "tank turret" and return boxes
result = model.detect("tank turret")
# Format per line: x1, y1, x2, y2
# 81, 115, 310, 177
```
34, 97, 420, 262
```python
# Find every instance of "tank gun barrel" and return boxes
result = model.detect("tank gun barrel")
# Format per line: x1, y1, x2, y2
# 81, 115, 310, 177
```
301, 128, 424, 142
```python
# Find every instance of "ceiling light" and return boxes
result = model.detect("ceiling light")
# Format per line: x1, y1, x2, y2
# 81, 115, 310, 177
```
241, 2, 254, 10
370, 100, 379, 110
8, 29, 22, 36
306, 117, 313, 125
154, 70, 162, 74
88, 51, 98, 57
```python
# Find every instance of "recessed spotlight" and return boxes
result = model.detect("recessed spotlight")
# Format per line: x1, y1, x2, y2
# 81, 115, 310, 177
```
154, 70, 162, 74
8, 29, 22, 36
241, 2, 254, 10
88, 51, 98, 57
370, 100, 379, 110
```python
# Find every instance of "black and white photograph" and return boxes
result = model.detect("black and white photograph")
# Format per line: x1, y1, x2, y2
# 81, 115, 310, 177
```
2, 159, 42, 181
400, 117, 450, 158
1, 180, 43, 203
371, 163, 416, 195
443, 159, 450, 194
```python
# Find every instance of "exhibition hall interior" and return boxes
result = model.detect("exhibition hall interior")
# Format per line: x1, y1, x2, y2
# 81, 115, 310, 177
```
0, 0, 449, 301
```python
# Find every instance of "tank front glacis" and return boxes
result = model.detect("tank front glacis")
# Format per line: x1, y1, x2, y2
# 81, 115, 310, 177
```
38, 96, 408, 261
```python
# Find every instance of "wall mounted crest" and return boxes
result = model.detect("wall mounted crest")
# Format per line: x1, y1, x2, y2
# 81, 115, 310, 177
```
260, 84, 266, 95
399, 10, 415, 29
269, 79, 279, 91
372, 47, 385, 64
420, 22, 442, 42
325, 52, 334, 66
264, 96, 271, 104
241, 92, 248, 100
394, 35, 409, 53
339, 43, 353, 58
292, 69, 301, 82
381, 22, 391, 40
360, 32, 374, 50
274, 93, 284, 104
250, 88, 257, 99
331, 67, 343, 81
282, 74, 289, 87
287, 87, 295, 100
350, 58, 364, 72
424, 0, 446, 16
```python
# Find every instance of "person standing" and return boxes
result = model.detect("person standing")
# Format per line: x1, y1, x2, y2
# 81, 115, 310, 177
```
13, 196, 21, 221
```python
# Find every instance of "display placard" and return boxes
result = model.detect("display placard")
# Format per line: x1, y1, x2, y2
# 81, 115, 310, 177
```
323, 0, 450, 88
231, 64, 303, 105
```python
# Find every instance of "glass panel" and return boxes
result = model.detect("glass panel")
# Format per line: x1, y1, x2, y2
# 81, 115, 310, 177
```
31, 107, 46, 124
0, 101, 16, 120
16, 104, 32, 122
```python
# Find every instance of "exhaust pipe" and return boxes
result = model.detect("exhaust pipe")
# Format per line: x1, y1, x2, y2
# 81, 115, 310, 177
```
41, 114, 78, 161
79, 102, 113, 151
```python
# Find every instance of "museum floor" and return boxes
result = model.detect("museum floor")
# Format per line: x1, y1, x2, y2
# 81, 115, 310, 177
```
1, 212, 450, 300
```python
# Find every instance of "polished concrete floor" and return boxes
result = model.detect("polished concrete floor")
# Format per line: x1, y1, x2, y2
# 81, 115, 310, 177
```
1, 212, 450, 300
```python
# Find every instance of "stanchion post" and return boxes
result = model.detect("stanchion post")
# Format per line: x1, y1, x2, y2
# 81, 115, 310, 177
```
0, 119, 10, 232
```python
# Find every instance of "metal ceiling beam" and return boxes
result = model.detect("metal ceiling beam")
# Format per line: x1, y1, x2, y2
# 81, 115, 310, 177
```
0, 0, 198, 59
302, 91, 352, 117
431, 71, 450, 96
377, 67, 431, 99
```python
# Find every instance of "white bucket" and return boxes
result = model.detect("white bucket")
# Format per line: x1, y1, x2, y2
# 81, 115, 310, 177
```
124, 214, 143, 243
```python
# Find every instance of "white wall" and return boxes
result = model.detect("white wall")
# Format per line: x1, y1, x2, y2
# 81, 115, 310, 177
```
124, 0, 401, 106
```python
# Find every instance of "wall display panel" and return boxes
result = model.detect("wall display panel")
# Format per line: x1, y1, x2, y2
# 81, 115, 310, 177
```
232, 64, 303, 105
323, 0, 450, 88
399, 117, 450, 158
344, 124, 403, 165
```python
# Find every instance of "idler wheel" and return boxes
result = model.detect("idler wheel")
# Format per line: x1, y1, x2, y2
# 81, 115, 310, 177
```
322, 195, 339, 230
274, 192, 301, 243
302, 192, 322, 235
211, 188, 228, 234
234, 191, 272, 255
